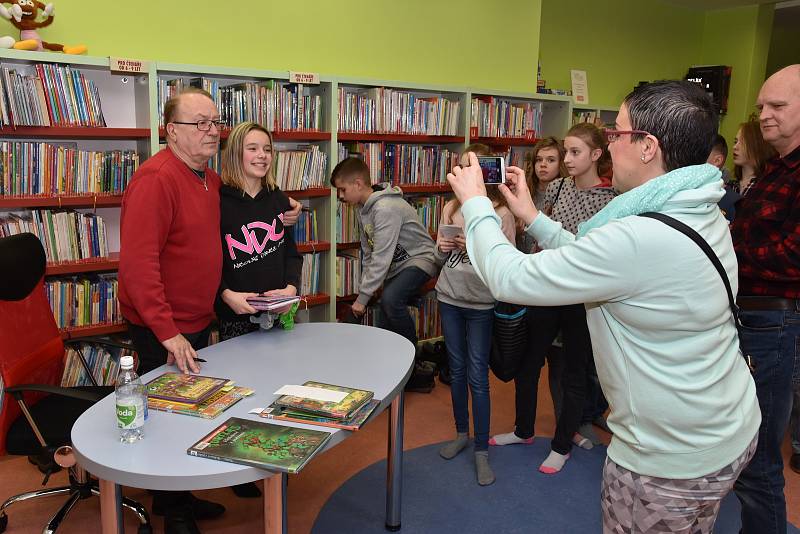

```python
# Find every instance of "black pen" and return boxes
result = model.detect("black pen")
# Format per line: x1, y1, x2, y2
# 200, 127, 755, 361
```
193, 358, 206, 363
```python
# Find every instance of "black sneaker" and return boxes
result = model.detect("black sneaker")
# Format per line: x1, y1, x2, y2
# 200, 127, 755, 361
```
405, 361, 435, 393
232, 481, 262, 498
791, 453, 800, 475
164, 506, 201, 534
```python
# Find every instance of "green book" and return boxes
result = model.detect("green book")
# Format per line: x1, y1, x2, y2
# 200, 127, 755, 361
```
187, 417, 332, 474
260, 398, 380, 431
145, 372, 229, 405
274, 381, 373, 420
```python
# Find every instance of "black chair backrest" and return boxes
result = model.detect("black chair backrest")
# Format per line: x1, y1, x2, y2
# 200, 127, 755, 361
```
0, 233, 46, 301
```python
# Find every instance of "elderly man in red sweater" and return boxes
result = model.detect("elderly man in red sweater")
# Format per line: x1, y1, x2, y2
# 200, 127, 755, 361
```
118, 87, 300, 534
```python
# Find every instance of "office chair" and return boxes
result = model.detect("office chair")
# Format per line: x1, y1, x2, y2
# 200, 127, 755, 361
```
0, 232, 152, 534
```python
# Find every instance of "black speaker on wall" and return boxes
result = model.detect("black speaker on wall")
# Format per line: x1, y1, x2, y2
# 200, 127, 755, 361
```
686, 65, 732, 114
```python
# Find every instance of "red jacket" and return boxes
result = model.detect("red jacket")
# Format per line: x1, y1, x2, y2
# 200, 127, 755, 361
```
118, 148, 222, 341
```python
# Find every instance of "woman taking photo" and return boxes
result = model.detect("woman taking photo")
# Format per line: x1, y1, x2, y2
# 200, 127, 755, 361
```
448, 80, 759, 532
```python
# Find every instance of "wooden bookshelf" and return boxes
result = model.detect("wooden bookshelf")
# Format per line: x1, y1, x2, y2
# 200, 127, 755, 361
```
0, 127, 150, 139
46, 252, 120, 276
304, 293, 331, 308
338, 133, 465, 144
296, 241, 331, 254
395, 184, 451, 194
472, 136, 538, 146
285, 187, 331, 199
336, 241, 360, 251
60, 322, 127, 340
0, 195, 124, 208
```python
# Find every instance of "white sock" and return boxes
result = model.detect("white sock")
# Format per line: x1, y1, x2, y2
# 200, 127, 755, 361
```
489, 432, 533, 446
539, 450, 570, 474
572, 432, 594, 450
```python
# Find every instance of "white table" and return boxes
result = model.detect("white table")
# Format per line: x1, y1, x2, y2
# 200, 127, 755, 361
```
71, 323, 415, 533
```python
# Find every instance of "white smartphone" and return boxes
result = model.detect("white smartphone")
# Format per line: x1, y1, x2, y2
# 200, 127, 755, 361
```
477, 156, 506, 185
438, 224, 463, 239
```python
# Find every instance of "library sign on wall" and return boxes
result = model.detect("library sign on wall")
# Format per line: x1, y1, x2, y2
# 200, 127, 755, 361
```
109, 57, 149, 74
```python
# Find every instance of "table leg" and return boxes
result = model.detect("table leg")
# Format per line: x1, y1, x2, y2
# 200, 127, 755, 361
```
99, 478, 123, 534
264, 472, 287, 534
385, 390, 404, 531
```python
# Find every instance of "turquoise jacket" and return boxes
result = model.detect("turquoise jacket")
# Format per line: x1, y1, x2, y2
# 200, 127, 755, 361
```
461, 178, 760, 478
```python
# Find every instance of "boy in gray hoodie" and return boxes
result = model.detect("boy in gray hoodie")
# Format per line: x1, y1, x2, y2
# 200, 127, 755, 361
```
331, 157, 439, 346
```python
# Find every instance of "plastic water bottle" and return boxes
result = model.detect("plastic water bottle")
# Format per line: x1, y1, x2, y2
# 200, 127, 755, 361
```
115, 355, 146, 443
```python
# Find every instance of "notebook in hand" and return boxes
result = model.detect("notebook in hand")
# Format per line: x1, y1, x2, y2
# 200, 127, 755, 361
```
260, 398, 380, 431
245, 295, 301, 311
274, 381, 374, 420
145, 372, 230, 405
187, 417, 332, 473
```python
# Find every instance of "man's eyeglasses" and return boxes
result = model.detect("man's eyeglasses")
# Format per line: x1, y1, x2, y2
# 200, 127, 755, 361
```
171, 119, 227, 131
604, 129, 651, 142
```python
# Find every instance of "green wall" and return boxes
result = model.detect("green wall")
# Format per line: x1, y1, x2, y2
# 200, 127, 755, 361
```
700, 4, 774, 158
538, 0, 705, 110
765, 6, 800, 77
18, 0, 541, 92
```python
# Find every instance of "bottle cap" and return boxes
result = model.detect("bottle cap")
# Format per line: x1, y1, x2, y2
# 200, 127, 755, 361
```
120, 355, 134, 369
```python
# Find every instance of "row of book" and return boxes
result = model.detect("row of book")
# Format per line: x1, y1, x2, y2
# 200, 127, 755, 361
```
338, 87, 461, 135
60, 341, 135, 387
352, 290, 440, 340
292, 208, 318, 244
0, 141, 139, 196
501, 146, 536, 171
337, 142, 458, 185
336, 202, 360, 243
407, 195, 445, 234
45, 274, 120, 329
0, 209, 108, 264
0, 64, 106, 128
470, 96, 542, 138
158, 78, 324, 132
336, 253, 361, 297
273, 144, 328, 190
300, 253, 321, 296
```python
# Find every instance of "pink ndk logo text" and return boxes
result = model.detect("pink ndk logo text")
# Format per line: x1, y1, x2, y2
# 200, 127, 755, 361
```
225, 216, 284, 260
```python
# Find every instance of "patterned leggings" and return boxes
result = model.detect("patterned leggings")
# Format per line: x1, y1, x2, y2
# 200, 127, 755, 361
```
601, 435, 757, 533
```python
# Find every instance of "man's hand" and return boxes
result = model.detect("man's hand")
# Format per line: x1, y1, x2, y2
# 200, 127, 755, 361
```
351, 301, 366, 317
446, 152, 487, 205
263, 285, 298, 314
283, 197, 303, 226
162, 334, 200, 374
499, 165, 539, 227
221, 289, 258, 315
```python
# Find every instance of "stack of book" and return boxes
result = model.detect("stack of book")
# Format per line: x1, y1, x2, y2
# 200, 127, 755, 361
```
145, 372, 254, 419
0, 209, 109, 263
260, 381, 380, 431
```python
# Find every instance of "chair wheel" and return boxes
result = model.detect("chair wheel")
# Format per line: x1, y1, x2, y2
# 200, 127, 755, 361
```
0, 513, 8, 533
137, 524, 152, 534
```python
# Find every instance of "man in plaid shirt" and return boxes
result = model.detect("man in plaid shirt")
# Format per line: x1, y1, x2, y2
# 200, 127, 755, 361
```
731, 64, 800, 534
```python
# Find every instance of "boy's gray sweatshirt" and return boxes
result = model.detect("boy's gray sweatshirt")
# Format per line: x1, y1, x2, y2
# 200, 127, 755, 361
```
356, 185, 438, 306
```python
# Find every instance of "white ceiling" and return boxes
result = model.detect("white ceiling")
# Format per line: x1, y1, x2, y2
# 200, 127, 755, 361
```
661, 0, 778, 10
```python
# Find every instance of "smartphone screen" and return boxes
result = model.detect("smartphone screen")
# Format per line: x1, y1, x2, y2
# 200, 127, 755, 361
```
477, 156, 505, 185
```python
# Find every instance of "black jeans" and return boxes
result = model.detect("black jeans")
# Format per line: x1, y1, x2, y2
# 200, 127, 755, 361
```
377, 267, 431, 346
126, 322, 213, 515
514, 304, 592, 455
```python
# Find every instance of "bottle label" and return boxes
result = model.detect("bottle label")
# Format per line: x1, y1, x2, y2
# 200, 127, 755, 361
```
117, 401, 144, 429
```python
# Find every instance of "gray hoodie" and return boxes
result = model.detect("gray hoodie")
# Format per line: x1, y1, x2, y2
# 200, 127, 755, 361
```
356, 185, 438, 306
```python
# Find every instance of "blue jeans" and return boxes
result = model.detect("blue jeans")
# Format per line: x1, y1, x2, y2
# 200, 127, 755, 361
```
792, 380, 800, 454
378, 267, 431, 346
439, 301, 493, 451
733, 307, 800, 534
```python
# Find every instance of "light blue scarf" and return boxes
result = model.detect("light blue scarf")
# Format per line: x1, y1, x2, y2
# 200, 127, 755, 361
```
576, 163, 722, 238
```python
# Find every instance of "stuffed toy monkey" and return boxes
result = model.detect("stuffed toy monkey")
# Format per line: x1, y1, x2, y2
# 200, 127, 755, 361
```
0, 0, 86, 54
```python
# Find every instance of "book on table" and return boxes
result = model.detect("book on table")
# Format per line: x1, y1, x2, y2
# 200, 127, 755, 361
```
273, 381, 374, 419
145, 372, 230, 405
260, 398, 380, 431
148, 386, 254, 419
187, 417, 332, 473
245, 295, 301, 311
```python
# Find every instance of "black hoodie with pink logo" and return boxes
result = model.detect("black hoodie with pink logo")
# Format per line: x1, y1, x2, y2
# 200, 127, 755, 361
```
216, 184, 302, 320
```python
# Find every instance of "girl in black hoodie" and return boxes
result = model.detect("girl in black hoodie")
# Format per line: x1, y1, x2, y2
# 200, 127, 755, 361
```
217, 121, 303, 342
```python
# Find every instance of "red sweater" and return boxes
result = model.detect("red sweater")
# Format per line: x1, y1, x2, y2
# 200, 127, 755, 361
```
118, 148, 222, 342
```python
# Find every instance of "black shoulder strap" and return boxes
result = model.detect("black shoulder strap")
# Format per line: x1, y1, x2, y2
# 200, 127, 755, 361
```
637, 212, 738, 319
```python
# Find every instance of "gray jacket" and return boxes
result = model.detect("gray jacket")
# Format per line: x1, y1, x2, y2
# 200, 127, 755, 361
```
356, 185, 438, 305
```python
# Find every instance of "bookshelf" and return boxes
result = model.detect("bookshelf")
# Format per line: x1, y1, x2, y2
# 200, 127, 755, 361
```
0, 50, 572, 345
571, 105, 618, 128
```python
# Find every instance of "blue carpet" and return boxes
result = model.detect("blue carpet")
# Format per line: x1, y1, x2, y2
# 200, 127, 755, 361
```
313, 438, 800, 534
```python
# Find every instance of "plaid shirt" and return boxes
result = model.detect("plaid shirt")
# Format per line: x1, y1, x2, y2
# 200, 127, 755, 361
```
731, 143, 800, 298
